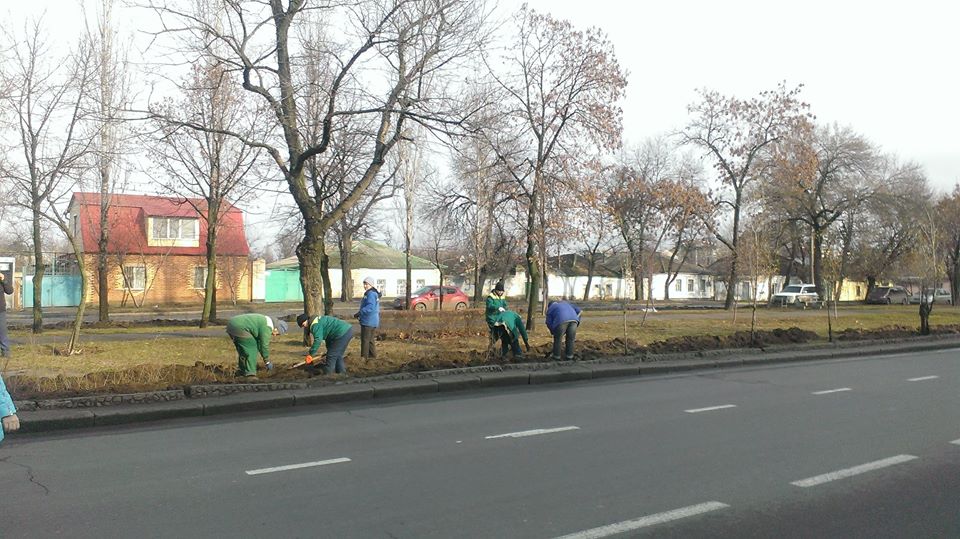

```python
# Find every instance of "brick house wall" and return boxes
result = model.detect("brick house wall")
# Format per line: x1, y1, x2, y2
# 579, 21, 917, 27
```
82, 254, 252, 306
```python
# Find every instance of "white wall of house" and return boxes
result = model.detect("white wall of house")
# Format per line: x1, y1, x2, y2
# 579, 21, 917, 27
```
713, 274, 787, 302
546, 273, 632, 300
648, 273, 716, 300
347, 268, 440, 298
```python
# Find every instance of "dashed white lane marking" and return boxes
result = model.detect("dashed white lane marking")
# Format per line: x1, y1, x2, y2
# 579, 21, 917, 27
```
790, 455, 917, 487
245, 458, 351, 476
908, 375, 939, 382
950, 439, 960, 446
554, 501, 729, 539
485, 426, 580, 439
812, 387, 852, 395
684, 404, 736, 414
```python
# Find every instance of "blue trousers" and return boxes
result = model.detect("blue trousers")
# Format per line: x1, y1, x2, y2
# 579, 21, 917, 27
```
0, 312, 9, 357
323, 327, 354, 374
551, 321, 578, 360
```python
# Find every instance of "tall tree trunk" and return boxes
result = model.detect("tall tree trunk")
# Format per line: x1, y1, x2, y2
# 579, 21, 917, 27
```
583, 258, 595, 301
339, 230, 353, 301
297, 218, 324, 316
31, 202, 44, 334
66, 253, 87, 355
97, 193, 110, 322
812, 227, 825, 297
200, 203, 219, 328
524, 191, 540, 331
319, 235, 334, 315
724, 191, 743, 310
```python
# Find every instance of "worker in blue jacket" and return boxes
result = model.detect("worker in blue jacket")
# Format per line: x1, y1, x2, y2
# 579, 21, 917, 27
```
0, 372, 19, 444
545, 300, 582, 361
354, 276, 381, 360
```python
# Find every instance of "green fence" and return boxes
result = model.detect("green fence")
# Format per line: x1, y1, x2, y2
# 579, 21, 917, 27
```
264, 269, 304, 303
22, 275, 82, 307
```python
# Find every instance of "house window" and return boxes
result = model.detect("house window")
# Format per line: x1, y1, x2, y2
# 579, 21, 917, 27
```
416, 279, 425, 289
397, 279, 406, 296
122, 266, 146, 290
674, 280, 682, 292
605, 283, 613, 297
699, 279, 706, 293
194, 266, 208, 289
687, 278, 694, 292
377, 279, 387, 293
151, 217, 197, 240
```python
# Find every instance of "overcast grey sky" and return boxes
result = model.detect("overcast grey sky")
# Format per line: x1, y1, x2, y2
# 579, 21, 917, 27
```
6, 0, 959, 192
509, 0, 960, 191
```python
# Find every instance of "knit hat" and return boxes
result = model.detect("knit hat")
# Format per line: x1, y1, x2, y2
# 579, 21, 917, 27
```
274, 318, 289, 335
363, 276, 375, 286
494, 280, 505, 293
296, 313, 312, 327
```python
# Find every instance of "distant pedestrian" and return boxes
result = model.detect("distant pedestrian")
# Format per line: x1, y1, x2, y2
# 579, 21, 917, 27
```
0, 271, 12, 357
354, 276, 380, 360
492, 309, 529, 361
297, 313, 354, 375
0, 372, 19, 444
546, 300, 582, 361
226, 314, 288, 377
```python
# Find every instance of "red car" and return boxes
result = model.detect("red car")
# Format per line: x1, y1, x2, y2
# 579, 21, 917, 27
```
392, 285, 469, 311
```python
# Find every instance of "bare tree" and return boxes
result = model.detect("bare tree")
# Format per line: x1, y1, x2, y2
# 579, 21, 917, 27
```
0, 22, 97, 340
143, 0, 491, 317
87, 0, 133, 323
148, 61, 262, 327
485, 6, 626, 329
680, 82, 812, 309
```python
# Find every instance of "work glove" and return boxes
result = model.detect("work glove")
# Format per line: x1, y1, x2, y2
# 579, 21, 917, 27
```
353, 312, 360, 319
264, 361, 274, 371
305, 355, 314, 365
498, 307, 505, 312
2, 414, 20, 433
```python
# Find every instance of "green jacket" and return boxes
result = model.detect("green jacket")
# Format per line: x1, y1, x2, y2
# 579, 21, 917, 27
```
495, 310, 528, 347
308, 316, 352, 355
485, 294, 508, 328
226, 314, 273, 360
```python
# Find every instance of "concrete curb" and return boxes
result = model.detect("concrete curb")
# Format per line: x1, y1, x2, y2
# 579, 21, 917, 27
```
13, 336, 960, 435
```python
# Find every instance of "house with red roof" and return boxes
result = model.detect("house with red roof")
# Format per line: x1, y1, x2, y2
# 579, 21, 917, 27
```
67, 192, 255, 306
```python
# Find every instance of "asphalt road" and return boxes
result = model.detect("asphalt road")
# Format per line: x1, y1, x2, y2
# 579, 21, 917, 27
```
1, 349, 958, 537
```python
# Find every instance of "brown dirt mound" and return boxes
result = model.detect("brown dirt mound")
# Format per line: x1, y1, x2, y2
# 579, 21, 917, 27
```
646, 327, 818, 353
834, 324, 960, 341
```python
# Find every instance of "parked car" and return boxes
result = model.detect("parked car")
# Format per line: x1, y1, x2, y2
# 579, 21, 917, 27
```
909, 288, 953, 305
771, 284, 820, 306
865, 285, 910, 305
392, 285, 469, 311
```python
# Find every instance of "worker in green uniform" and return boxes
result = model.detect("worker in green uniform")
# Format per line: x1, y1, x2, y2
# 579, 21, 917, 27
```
485, 280, 508, 330
226, 314, 289, 377
297, 313, 354, 375
492, 309, 529, 361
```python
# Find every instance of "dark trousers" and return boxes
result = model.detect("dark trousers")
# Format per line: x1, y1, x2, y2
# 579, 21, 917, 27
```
551, 321, 577, 360
360, 325, 377, 359
0, 312, 8, 357
323, 327, 354, 374
495, 327, 523, 360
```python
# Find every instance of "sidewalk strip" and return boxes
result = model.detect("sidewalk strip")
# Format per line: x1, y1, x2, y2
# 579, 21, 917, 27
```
485, 426, 580, 439
790, 455, 917, 487
812, 388, 852, 395
908, 375, 939, 382
245, 458, 351, 476
554, 501, 729, 539
684, 404, 736, 414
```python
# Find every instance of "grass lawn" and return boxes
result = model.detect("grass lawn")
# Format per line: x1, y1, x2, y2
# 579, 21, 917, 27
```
3, 304, 956, 399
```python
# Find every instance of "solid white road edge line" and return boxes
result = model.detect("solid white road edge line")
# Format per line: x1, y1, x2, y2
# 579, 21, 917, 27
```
485, 426, 580, 439
684, 404, 736, 414
812, 388, 852, 395
908, 375, 939, 382
553, 501, 730, 539
790, 455, 917, 487
245, 458, 351, 476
